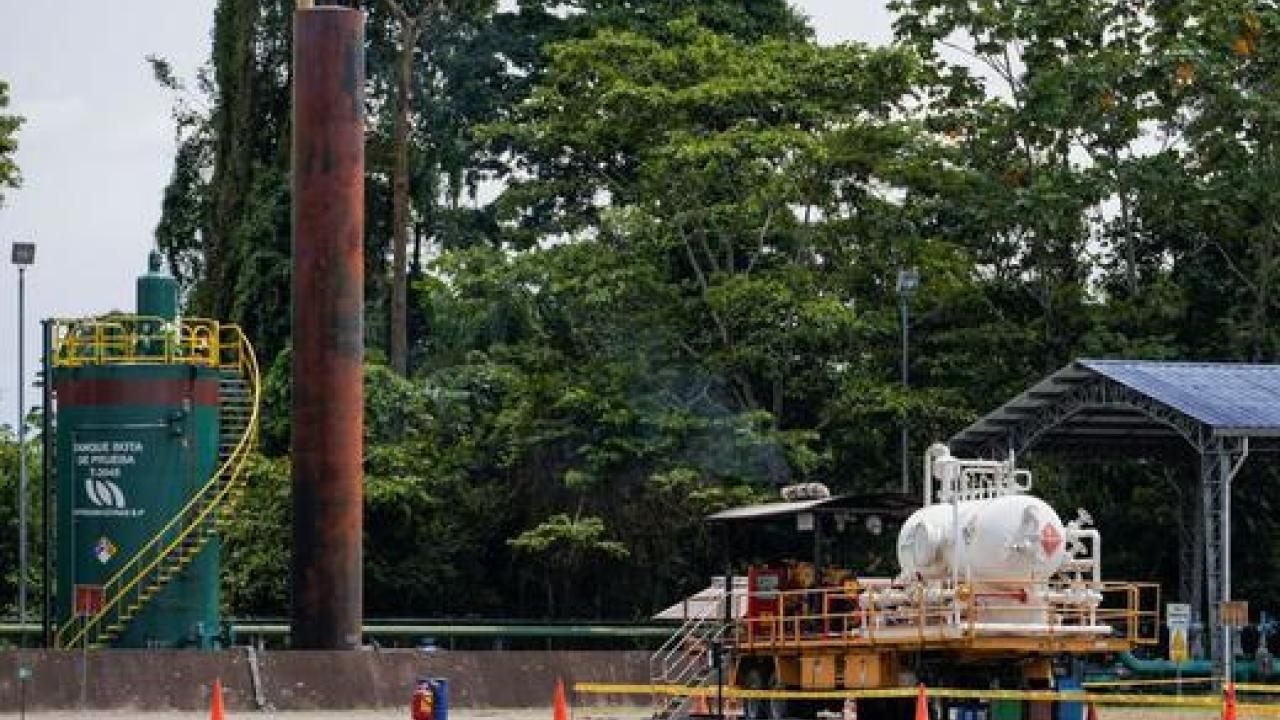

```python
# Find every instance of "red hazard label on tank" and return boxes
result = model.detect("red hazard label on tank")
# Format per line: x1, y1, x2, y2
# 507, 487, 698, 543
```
1041, 523, 1063, 556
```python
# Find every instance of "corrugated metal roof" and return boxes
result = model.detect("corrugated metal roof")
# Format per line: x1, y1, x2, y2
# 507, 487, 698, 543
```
706, 497, 832, 522
951, 359, 1280, 454
1081, 359, 1280, 432
706, 493, 919, 523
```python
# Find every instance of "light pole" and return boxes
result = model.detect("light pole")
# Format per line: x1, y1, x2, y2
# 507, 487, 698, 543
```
11, 241, 34, 645
896, 267, 919, 496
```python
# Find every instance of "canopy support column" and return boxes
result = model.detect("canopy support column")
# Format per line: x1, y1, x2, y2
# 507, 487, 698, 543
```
1175, 471, 1202, 658
1202, 437, 1248, 684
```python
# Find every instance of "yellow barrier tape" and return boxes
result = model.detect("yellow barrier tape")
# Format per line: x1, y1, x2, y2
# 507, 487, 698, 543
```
574, 682, 1280, 709
1239, 684, 1280, 694
1236, 706, 1280, 717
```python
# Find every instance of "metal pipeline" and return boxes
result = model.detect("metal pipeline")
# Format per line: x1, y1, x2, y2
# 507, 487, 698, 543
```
858, 585, 1101, 611
1065, 527, 1101, 583
859, 586, 957, 609
1115, 652, 1280, 681
922, 442, 950, 507
291, 5, 365, 650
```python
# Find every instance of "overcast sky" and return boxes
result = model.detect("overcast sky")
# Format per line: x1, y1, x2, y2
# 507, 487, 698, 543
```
0, 1, 894, 425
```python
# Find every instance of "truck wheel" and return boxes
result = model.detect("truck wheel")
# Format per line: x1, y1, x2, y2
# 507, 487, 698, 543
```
742, 667, 768, 720
741, 666, 794, 719
765, 673, 790, 720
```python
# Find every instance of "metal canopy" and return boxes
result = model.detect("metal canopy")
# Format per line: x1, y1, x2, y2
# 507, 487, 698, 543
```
949, 358, 1280, 683
952, 359, 1280, 457
706, 492, 918, 523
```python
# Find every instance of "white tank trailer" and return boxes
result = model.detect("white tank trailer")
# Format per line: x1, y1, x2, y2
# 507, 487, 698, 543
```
860, 444, 1106, 635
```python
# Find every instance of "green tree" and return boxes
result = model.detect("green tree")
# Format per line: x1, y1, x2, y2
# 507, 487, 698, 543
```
0, 80, 23, 205
1140, 1, 1280, 360
153, 0, 294, 363
482, 20, 976, 480
373, 0, 494, 368
0, 417, 48, 632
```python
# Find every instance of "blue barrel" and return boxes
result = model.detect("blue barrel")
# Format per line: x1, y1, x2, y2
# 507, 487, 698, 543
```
1056, 678, 1084, 720
432, 677, 449, 720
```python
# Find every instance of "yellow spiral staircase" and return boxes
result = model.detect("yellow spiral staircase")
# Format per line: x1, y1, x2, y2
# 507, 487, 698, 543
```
53, 318, 261, 649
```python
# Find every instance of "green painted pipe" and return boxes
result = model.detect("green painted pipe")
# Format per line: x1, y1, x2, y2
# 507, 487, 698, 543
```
1115, 652, 1278, 681
0, 620, 674, 642
231, 623, 673, 638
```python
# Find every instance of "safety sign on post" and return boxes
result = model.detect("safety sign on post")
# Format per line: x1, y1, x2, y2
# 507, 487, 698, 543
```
1167, 603, 1191, 664
1220, 601, 1249, 628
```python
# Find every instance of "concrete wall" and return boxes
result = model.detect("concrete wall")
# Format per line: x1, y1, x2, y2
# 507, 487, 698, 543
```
0, 650, 649, 712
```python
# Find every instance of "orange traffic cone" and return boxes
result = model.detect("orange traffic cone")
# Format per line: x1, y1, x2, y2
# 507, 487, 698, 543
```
1086, 702, 1099, 720
209, 677, 226, 720
690, 692, 710, 716
915, 683, 929, 720
553, 678, 570, 720
1223, 680, 1237, 720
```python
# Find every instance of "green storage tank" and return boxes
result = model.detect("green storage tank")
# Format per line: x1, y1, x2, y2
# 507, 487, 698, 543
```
137, 250, 179, 321
54, 364, 222, 647
52, 254, 252, 649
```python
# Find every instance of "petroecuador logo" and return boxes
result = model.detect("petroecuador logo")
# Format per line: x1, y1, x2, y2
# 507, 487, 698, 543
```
85, 478, 125, 509
94, 536, 119, 565
75, 478, 143, 518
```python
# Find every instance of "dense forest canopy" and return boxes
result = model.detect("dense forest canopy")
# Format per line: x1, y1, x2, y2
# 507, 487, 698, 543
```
3, 0, 1280, 623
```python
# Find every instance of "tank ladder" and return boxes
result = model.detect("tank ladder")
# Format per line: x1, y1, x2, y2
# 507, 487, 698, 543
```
54, 321, 261, 649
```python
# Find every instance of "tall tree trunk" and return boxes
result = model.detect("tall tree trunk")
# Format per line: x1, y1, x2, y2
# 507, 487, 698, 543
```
384, 0, 440, 375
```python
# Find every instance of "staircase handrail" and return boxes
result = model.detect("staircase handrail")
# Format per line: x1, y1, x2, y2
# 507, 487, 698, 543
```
664, 619, 730, 689
650, 587, 732, 687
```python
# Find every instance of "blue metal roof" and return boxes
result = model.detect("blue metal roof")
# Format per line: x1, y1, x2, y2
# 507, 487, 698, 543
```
951, 359, 1280, 455
1081, 359, 1280, 433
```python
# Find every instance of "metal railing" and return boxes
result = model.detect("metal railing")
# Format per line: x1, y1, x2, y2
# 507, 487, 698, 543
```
652, 589, 728, 682
734, 580, 1159, 652
53, 318, 261, 649
51, 316, 224, 368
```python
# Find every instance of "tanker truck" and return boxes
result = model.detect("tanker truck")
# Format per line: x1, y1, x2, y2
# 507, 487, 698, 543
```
650, 444, 1158, 719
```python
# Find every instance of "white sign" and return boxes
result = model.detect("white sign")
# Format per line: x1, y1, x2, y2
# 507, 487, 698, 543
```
73, 439, 146, 519
1167, 602, 1191, 664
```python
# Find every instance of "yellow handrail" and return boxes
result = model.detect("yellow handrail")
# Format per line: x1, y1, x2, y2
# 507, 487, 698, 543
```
54, 321, 260, 649
51, 316, 224, 368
